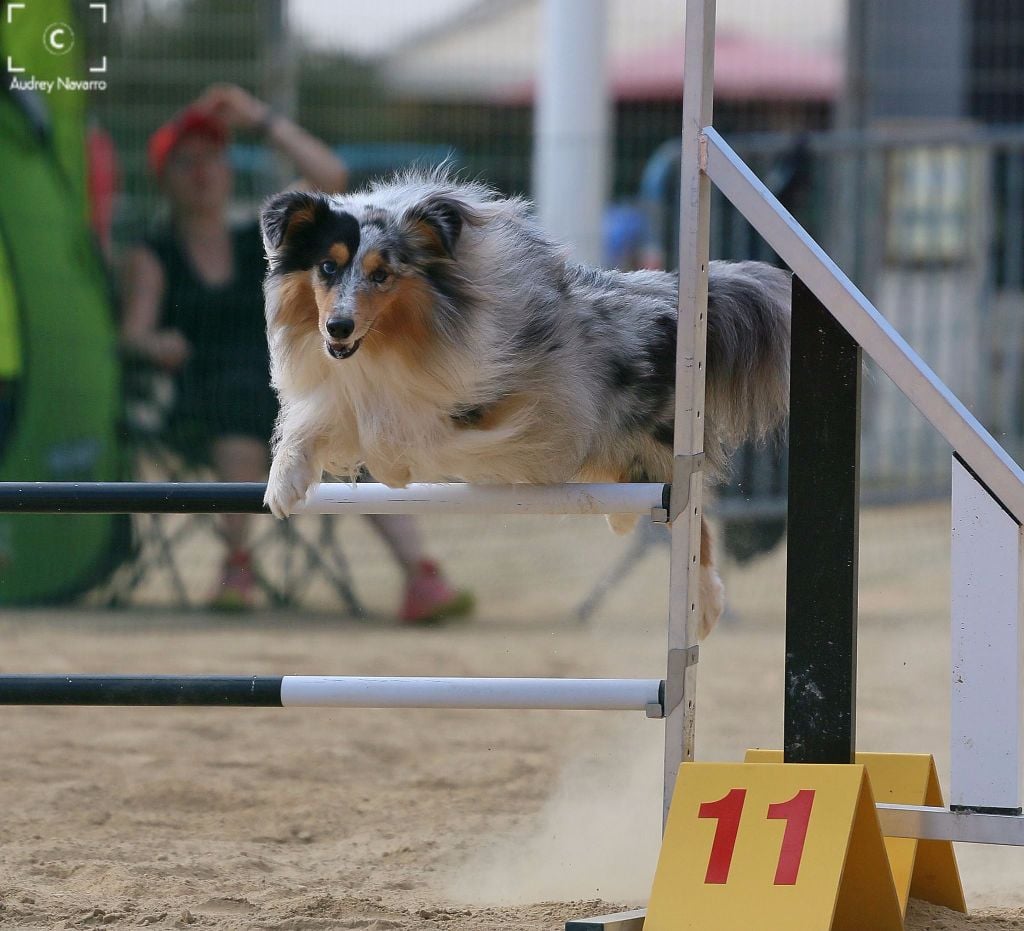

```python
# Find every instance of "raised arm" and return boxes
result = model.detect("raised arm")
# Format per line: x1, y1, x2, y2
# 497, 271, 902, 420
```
119, 245, 191, 371
193, 83, 348, 194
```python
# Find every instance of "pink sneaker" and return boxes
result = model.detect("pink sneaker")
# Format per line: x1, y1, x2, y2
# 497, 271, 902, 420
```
209, 549, 257, 611
400, 559, 474, 624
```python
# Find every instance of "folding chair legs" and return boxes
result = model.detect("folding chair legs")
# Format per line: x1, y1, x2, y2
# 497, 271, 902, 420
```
247, 516, 365, 616
575, 519, 668, 623
102, 511, 207, 608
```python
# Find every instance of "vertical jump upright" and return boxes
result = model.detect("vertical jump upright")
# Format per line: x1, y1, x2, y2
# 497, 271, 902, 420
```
663, 0, 715, 823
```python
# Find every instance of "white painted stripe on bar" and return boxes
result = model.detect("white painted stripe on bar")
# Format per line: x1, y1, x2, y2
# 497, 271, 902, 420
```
703, 127, 1024, 522
877, 804, 1024, 846
279, 677, 662, 711
292, 483, 665, 516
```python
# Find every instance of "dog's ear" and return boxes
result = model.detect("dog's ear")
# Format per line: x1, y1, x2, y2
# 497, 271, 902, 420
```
261, 190, 324, 254
261, 191, 359, 273
404, 194, 477, 259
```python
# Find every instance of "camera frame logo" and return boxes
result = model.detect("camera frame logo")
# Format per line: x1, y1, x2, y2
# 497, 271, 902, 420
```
5, 2, 108, 90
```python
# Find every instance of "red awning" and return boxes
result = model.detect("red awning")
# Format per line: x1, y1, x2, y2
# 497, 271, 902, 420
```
501, 32, 842, 104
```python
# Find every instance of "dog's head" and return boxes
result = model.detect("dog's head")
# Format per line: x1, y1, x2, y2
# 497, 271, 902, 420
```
261, 189, 476, 362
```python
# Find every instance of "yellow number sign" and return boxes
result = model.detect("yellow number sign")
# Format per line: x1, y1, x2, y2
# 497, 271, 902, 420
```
745, 750, 966, 916
645, 763, 903, 931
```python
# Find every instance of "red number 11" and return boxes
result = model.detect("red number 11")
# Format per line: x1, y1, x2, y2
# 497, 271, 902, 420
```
698, 788, 746, 883
767, 789, 816, 884
698, 788, 816, 886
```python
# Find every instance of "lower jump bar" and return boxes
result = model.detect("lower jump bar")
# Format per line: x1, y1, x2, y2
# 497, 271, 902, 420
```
0, 676, 664, 712
876, 803, 1024, 846
0, 482, 669, 516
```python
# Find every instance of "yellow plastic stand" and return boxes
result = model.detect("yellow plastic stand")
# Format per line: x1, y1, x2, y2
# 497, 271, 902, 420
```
644, 762, 903, 931
745, 750, 966, 916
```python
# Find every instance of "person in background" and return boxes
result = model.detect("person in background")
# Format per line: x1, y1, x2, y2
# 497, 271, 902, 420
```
602, 202, 648, 271
120, 84, 473, 620
86, 119, 120, 263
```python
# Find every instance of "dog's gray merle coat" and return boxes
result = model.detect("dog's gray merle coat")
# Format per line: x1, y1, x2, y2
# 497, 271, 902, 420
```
260, 169, 790, 634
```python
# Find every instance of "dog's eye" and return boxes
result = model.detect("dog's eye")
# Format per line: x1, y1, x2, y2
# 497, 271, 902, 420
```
369, 269, 389, 285
320, 260, 338, 277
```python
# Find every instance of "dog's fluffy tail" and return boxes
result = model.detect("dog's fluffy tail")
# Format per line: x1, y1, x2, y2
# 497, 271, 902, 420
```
703, 260, 791, 478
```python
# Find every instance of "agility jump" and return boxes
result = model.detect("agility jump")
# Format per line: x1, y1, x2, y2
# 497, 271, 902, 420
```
2, 0, 1023, 853
4, 0, 1024, 927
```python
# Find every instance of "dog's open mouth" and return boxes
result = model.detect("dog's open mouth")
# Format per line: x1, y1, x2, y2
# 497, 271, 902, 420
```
325, 338, 362, 360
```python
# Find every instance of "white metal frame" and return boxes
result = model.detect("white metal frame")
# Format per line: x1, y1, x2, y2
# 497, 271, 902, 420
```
661, 0, 716, 823
877, 804, 1024, 844
702, 128, 1024, 519
578, 3, 1024, 925
950, 458, 1023, 813
673, 0, 1024, 848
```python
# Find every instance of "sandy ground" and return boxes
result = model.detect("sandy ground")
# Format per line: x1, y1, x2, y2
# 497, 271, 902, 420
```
2, 501, 1023, 929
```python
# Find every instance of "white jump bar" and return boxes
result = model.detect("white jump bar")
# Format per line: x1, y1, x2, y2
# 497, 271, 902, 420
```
280, 676, 664, 712
293, 482, 667, 516
877, 804, 1024, 846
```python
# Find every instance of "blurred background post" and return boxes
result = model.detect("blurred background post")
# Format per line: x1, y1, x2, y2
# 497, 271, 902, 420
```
532, 0, 610, 265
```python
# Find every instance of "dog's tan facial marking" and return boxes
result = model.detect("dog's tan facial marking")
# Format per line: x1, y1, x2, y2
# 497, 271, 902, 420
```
361, 249, 382, 277
310, 274, 343, 335
328, 242, 351, 268
275, 272, 319, 333
359, 274, 434, 363
360, 249, 393, 282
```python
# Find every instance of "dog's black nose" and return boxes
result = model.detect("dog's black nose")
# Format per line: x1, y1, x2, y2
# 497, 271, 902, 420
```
326, 316, 355, 339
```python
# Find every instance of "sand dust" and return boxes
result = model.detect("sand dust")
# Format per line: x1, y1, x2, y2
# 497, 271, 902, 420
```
1, 502, 1023, 928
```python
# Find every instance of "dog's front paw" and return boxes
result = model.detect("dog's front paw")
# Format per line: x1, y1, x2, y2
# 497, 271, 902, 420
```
265, 457, 317, 519
374, 465, 412, 489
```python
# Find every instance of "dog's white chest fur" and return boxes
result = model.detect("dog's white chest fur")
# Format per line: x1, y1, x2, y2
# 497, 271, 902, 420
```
317, 351, 588, 487
323, 357, 501, 485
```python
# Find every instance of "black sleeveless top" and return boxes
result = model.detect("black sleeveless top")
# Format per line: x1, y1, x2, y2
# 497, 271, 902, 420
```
143, 222, 277, 454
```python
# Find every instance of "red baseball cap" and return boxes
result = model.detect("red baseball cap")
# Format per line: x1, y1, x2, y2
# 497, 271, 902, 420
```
147, 107, 229, 177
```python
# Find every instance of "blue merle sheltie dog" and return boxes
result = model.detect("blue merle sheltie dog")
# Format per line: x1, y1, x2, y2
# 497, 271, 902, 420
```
260, 169, 790, 636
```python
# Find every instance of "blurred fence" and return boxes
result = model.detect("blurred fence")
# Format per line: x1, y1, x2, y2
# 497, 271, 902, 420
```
83, 1, 539, 242
639, 125, 1024, 507
71, 3, 1024, 554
